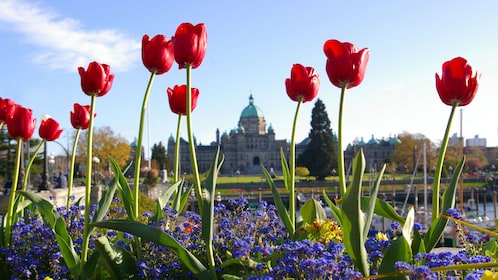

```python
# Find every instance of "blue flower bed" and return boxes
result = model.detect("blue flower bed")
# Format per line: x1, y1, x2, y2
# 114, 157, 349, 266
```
0, 198, 494, 279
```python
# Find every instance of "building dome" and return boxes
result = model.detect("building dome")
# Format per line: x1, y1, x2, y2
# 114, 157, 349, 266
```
240, 94, 264, 118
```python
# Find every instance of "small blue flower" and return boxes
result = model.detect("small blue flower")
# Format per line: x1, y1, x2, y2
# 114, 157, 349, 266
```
446, 208, 463, 219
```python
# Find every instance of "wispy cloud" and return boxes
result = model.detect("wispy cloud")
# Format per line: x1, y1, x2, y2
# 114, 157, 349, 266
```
0, 0, 140, 72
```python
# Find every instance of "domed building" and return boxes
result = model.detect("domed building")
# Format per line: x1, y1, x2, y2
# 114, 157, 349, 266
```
167, 95, 291, 175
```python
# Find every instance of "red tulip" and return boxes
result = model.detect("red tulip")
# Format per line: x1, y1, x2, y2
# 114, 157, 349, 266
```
167, 85, 200, 115
70, 103, 93, 130
436, 57, 480, 106
0, 98, 18, 122
6, 106, 36, 140
39, 115, 63, 141
78, 61, 114, 97
173, 23, 207, 69
142, 34, 175, 75
323, 39, 370, 89
285, 64, 320, 103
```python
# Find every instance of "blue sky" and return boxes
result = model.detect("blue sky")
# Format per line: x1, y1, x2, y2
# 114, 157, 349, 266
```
1, 0, 498, 159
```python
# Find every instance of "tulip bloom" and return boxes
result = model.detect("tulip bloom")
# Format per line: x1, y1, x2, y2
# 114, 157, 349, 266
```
39, 115, 63, 141
0, 98, 17, 122
436, 57, 480, 106
173, 22, 207, 69
323, 39, 370, 89
78, 61, 114, 97
167, 85, 200, 115
6, 106, 36, 140
70, 103, 92, 130
142, 34, 175, 75
285, 64, 320, 103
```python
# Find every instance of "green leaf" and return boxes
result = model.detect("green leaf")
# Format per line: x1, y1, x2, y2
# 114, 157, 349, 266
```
221, 275, 242, 280
402, 208, 415, 247
378, 236, 412, 279
109, 157, 136, 221
93, 220, 210, 278
424, 156, 464, 251
179, 183, 194, 214
363, 163, 386, 238
280, 148, 291, 192
360, 197, 405, 224
201, 146, 223, 249
299, 199, 327, 224
94, 236, 138, 279
92, 159, 131, 224
341, 149, 369, 276
79, 250, 101, 280
412, 221, 426, 254
377, 208, 414, 278
377, 207, 415, 279
18, 191, 81, 277
262, 165, 294, 235
152, 179, 184, 222
322, 190, 342, 225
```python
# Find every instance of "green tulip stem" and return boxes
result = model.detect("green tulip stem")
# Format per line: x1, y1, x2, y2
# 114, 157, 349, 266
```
173, 114, 182, 182
67, 128, 81, 210
17, 140, 45, 219
81, 94, 96, 264
289, 97, 302, 228
337, 85, 347, 196
432, 102, 457, 217
22, 139, 45, 192
4, 139, 23, 248
186, 65, 203, 212
133, 71, 156, 219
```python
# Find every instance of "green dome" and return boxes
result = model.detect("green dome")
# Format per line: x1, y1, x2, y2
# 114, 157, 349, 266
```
240, 95, 264, 118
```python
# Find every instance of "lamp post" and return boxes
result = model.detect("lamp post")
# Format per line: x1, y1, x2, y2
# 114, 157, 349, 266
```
92, 156, 100, 186
38, 142, 49, 191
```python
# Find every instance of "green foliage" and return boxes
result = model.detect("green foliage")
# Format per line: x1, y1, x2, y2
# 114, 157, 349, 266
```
295, 166, 310, 177
94, 236, 138, 279
262, 164, 293, 236
151, 141, 172, 171
378, 209, 415, 279
340, 150, 369, 276
93, 219, 210, 278
297, 99, 337, 180
423, 156, 464, 252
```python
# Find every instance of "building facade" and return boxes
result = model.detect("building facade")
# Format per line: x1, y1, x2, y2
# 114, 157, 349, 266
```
167, 95, 294, 175
344, 135, 401, 173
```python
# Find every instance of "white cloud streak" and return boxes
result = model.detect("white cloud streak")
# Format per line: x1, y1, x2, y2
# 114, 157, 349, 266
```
0, 0, 140, 72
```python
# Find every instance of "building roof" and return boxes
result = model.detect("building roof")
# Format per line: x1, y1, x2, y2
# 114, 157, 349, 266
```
240, 94, 264, 118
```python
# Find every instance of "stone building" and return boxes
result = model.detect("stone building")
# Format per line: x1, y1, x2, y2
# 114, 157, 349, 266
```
344, 135, 401, 173
167, 95, 296, 175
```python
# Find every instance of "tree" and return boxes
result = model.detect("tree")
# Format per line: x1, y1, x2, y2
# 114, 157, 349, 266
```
297, 99, 337, 180
151, 141, 172, 171
391, 132, 437, 174
77, 126, 131, 177
465, 146, 489, 172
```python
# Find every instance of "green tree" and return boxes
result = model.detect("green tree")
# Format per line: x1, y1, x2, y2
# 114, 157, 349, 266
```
297, 99, 337, 180
151, 141, 171, 171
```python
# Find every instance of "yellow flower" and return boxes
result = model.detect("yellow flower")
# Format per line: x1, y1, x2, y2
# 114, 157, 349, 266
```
301, 219, 343, 244
375, 232, 388, 241
481, 270, 498, 280
43, 277, 53, 280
